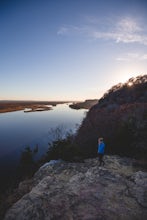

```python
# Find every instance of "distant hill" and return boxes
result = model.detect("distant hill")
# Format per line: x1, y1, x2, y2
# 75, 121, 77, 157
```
75, 74, 147, 159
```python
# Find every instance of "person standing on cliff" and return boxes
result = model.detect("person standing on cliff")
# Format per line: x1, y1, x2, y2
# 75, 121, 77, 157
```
97, 137, 105, 166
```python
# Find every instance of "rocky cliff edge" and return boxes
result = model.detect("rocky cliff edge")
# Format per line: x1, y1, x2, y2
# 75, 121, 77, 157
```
4, 155, 147, 220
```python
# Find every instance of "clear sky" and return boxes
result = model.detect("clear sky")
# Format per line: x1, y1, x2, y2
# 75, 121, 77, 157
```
1, 0, 147, 101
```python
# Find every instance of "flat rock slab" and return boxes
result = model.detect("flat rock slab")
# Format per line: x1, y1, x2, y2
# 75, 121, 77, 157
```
4, 156, 147, 220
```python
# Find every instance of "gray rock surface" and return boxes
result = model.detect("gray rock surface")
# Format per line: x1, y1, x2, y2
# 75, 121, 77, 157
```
4, 156, 147, 220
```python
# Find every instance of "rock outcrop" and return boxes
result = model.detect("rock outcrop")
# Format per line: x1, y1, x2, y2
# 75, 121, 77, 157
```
4, 156, 147, 220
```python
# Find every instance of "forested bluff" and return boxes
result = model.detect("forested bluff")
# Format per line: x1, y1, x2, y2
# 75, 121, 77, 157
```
1, 74, 147, 220
75, 74, 147, 160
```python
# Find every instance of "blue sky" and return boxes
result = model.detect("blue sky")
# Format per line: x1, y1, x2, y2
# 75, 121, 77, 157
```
1, 0, 147, 101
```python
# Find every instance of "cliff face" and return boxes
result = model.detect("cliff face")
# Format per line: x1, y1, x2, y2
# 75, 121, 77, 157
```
75, 75, 147, 158
4, 156, 147, 220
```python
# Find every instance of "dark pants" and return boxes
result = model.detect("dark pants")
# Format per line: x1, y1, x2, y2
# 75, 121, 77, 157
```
98, 153, 105, 166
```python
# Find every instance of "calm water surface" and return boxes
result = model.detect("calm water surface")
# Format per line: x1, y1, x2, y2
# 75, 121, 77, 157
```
0, 103, 86, 166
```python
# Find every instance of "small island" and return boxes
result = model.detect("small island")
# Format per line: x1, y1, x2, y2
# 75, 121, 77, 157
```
24, 105, 52, 113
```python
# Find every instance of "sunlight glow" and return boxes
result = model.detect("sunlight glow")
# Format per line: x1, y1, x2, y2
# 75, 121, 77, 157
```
127, 82, 133, 87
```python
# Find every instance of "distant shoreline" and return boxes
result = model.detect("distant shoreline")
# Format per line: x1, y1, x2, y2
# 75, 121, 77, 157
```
0, 99, 98, 113
69, 99, 98, 109
0, 101, 71, 113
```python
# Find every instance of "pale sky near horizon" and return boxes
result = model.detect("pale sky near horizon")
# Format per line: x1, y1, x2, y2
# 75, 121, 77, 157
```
1, 0, 147, 101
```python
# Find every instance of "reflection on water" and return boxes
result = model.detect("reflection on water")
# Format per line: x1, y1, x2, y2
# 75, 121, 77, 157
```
0, 103, 86, 165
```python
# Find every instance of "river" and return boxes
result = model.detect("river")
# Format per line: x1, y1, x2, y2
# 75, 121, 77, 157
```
0, 103, 87, 169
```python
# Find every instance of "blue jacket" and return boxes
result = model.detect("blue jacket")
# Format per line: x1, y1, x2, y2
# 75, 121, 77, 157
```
98, 142, 105, 154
